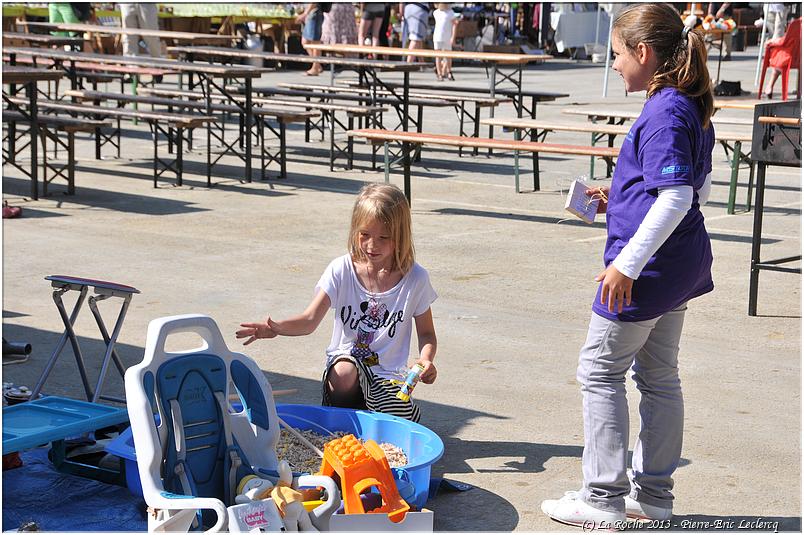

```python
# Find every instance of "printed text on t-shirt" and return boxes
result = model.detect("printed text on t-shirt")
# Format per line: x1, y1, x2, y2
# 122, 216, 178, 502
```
340, 301, 405, 338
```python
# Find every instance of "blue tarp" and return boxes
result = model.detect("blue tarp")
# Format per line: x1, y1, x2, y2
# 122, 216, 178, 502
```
2, 448, 147, 532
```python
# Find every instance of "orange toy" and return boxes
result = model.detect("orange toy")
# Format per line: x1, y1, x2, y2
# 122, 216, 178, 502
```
317, 434, 410, 523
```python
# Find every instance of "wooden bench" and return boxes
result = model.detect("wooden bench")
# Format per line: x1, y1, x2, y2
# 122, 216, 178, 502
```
481, 117, 755, 214
141, 89, 376, 172
138, 86, 383, 171
8, 96, 216, 187
63, 89, 317, 182
347, 128, 620, 199
2, 111, 110, 195
282, 82, 507, 153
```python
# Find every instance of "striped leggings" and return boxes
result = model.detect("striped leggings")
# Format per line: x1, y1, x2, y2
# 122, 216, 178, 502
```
321, 356, 421, 422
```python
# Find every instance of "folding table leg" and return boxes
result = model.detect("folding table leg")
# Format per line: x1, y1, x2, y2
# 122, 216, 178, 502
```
87, 293, 132, 404
31, 286, 93, 400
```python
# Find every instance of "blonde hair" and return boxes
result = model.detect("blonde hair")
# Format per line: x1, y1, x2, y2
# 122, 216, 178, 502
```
614, 3, 714, 129
348, 183, 415, 274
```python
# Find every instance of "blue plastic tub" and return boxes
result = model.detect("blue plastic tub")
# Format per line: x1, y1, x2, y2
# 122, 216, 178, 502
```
275, 404, 443, 509
106, 404, 443, 509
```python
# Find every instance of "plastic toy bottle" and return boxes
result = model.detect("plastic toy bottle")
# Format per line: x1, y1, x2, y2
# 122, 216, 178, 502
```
396, 363, 425, 402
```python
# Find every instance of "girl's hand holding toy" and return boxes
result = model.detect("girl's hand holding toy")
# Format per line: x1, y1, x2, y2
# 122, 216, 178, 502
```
417, 359, 437, 384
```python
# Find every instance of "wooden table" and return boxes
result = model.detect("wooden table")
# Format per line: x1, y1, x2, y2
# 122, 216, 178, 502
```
3, 32, 84, 49
3, 66, 65, 200
5, 46, 267, 183
305, 43, 554, 136
20, 21, 239, 46
169, 45, 429, 200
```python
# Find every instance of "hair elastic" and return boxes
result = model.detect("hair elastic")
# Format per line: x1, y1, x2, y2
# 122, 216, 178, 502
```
681, 26, 691, 41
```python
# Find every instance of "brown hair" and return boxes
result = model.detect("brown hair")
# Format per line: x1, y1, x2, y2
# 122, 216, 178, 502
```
613, 3, 714, 129
348, 183, 415, 274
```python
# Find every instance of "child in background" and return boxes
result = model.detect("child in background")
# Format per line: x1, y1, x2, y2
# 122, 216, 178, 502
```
541, 3, 715, 529
433, 3, 457, 80
237, 184, 438, 422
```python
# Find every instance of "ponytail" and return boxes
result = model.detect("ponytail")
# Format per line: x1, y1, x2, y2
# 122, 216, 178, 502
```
614, 3, 714, 129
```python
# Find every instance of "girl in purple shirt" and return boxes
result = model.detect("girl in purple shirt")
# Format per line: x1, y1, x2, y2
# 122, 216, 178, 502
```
542, 4, 715, 529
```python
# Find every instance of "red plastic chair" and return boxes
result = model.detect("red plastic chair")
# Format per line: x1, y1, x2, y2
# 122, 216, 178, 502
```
759, 17, 801, 101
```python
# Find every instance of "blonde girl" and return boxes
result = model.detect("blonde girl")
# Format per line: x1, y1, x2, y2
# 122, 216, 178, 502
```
237, 183, 437, 422
542, 3, 715, 528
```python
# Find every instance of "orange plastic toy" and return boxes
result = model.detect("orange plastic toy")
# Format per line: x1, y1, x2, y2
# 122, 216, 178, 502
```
317, 434, 410, 523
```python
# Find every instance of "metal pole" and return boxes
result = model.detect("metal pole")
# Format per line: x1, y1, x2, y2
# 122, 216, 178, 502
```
754, 3, 771, 87
602, 7, 614, 97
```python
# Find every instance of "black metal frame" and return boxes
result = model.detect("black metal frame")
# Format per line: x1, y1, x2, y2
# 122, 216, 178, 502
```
748, 101, 801, 316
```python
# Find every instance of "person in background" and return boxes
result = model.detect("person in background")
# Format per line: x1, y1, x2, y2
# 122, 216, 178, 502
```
707, 2, 732, 60
766, 3, 790, 39
119, 3, 162, 58
297, 3, 330, 76
359, 3, 386, 47
400, 2, 430, 62
433, 3, 457, 80
48, 3, 93, 36
322, 2, 358, 47
761, 5, 796, 99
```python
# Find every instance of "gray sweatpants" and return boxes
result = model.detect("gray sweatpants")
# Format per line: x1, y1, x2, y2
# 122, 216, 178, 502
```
577, 305, 687, 513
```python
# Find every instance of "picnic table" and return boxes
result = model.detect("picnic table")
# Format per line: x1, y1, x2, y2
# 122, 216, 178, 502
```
2, 32, 84, 49
305, 43, 554, 135
2, 66, 65, 200
5, 46, 267, 183
169, 45, 428, 195
20, 21, 239, 46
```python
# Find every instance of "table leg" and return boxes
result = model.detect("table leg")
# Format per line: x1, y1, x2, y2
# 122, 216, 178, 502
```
748, 162, 766, 316
29, 80, 39, 200
245, 77, 253, 182
402, 70, 411, 204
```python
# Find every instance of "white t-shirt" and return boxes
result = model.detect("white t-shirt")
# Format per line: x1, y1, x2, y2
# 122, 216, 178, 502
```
315, 254, 437, 381
433, 8, 456, 44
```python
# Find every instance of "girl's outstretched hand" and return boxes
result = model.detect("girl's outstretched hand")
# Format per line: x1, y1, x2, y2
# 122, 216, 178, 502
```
236, 317, 280, 345
585, 186, 610, 214
595, 264, 634, 314
417, 359, 437, 384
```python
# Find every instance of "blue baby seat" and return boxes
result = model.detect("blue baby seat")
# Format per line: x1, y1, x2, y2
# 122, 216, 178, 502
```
125, 314, 337, 532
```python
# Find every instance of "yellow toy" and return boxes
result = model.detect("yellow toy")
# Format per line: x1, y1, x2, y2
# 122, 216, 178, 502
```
318, 434, 410, 523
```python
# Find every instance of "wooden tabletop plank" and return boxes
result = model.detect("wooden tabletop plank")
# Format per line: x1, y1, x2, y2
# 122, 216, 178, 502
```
7, 96, 217, 126
348, 129, 620, 157
562, 108, 753, 126
167, 45, 427, 71
20, 21, 237, 43
481, 117, 753, 142
4, 46, 264, 77
3, 32, 84, 47
305, 44, 552, 64
2, 66, 64, 84
339, 79, 569, 100
6, 55, 176, 76
714, 100, 762, 110
279, 82, 507, 105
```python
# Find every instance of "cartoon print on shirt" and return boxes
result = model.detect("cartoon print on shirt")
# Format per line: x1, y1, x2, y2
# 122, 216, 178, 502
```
344, 299, 405, 366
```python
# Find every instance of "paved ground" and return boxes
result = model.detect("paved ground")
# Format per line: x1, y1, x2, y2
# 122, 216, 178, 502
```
2, 43, 801, 532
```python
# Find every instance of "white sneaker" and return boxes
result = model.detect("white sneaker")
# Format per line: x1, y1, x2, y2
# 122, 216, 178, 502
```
541, 491, 626, 529
624, 496, 672, 520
